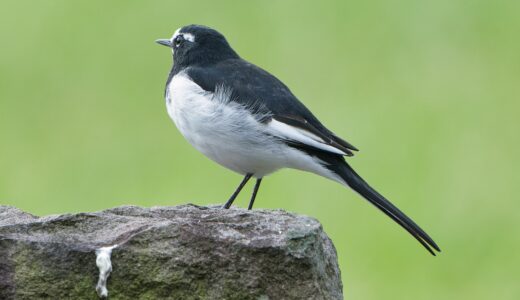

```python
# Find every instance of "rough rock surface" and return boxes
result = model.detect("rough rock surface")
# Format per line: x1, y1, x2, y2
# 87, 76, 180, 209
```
0, 204, 342, 300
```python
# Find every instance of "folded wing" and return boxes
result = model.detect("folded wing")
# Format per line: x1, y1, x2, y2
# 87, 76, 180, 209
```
268, 115, 358, 156
185, 59, 358, 157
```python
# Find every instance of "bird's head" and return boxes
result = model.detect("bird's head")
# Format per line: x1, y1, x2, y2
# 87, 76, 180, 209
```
156, 25, 239, 71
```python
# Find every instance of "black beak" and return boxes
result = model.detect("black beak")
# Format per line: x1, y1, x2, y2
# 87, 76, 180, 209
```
155, 39, 172, 48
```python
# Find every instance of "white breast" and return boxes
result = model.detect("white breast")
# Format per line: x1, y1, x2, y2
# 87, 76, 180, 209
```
165, 72, 341, 182
166, 73, 281, 177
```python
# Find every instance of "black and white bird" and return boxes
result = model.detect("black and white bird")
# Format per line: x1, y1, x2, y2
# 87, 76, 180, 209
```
156, 25, 440, 255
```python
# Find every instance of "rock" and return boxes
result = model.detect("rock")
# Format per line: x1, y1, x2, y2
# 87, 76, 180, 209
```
0, 204, 343, 300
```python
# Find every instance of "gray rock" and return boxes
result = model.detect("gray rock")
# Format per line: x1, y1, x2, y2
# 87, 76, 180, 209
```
0, 204, 342, 300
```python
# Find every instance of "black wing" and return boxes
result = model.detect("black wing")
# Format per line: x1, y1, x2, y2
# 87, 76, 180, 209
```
186, 58, 358, 156
186, 59, 440, 254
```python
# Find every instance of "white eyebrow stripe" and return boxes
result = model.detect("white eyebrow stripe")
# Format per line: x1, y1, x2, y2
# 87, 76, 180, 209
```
171, 28, 182, 41
171, 28, 195, 43
182, 33, 195, 42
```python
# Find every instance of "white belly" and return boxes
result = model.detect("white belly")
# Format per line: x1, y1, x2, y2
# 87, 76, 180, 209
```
166, 73, 288, 177
165, 72, 342, 183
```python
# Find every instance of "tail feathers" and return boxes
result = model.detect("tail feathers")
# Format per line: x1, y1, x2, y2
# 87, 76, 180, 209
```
330, 159, 441, 255
287, 143, 440, 255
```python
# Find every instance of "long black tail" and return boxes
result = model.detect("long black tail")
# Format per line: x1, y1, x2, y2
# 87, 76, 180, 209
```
324, 155, 441, 255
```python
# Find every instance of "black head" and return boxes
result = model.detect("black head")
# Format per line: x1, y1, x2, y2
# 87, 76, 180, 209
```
156, 25, 239, 73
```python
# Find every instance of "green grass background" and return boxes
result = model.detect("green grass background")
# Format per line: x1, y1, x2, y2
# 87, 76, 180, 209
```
1, 1, 519, 299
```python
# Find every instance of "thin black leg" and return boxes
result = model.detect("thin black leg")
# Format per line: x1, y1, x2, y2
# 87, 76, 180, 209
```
247, 178, 262, 210
222, 174, 252, 209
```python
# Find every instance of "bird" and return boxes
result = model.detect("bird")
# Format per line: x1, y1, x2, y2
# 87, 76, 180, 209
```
156, 24, 440, 255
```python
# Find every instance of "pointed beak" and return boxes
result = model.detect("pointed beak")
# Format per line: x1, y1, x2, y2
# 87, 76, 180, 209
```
155, 39, 172, 48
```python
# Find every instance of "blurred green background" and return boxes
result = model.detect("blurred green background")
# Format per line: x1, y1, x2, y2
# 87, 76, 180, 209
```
1, 0, 519, 299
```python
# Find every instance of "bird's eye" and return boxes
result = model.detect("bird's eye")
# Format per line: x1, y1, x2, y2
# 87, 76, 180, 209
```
174, 35, 184, 47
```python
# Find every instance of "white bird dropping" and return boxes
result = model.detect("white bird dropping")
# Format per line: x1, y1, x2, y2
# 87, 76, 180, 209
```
95, 244, 118, 298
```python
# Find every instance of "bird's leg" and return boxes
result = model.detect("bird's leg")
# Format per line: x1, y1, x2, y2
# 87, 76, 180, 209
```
247, 178, 262, 210
222, 174, 253, 209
